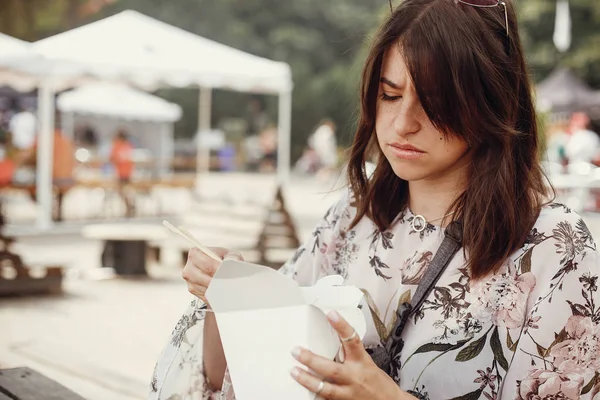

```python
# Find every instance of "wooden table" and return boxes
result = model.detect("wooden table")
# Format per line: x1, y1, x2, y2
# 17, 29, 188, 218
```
82, 223, 168, 276
0, 182, 75, 222
0, 367, 85, 400
0, 200, 64, 296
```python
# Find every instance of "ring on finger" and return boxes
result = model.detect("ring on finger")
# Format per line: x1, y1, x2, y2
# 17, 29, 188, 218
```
340, 330, 358, 342
315, 380, 325, 395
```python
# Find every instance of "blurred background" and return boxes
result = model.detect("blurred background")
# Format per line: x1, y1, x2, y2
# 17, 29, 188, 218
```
0, 0, 598, 399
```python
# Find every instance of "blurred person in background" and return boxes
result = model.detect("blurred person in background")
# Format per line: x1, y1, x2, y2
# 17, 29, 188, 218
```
9, 101, 37, 153
258, 124, 278, 173
0, 134, 15, 186
246, 96, 269, 138
50, 128, 76, 187
544, 121, 570, 166
309, 118, 338, 176
294, 144, 320, 175
153, 1, 600, 400
565, 112, 600, 164
23, 115, 75, 188
110, 129, 134, 184
242, 134, 263, 172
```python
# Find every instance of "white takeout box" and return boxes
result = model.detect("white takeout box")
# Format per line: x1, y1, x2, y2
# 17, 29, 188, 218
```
206, 260, 367, 400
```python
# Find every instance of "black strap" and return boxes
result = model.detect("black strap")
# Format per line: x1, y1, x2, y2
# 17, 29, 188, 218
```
369, 221, 464, 375
409, 220, 463, 315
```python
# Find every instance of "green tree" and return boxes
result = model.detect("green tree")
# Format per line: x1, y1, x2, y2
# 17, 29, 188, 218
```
0, 0, 95, 41
517, 0, 600, 87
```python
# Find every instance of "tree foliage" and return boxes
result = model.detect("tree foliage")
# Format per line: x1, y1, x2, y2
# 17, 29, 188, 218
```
0, 0, 598, 158
517, 0, 600, 87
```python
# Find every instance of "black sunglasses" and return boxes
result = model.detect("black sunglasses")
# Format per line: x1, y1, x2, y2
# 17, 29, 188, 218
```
388, 0, 509, 38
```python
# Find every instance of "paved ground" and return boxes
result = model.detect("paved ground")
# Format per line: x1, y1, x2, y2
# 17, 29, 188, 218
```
0, 173, 341, 400
0, 267, 190, 400
2, 172, 600, 400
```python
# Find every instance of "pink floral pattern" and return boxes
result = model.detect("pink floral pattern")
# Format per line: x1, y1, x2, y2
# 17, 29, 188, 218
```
551, 316, 600, 375
468, 261, 537, 329
517, 370, 584, 400
150, 198, 600, 400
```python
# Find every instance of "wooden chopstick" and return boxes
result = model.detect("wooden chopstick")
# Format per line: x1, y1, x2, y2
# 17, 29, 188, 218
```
162, 220, 222, 262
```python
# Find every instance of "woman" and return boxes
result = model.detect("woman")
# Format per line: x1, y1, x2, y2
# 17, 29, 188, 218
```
151, 0, 600, 399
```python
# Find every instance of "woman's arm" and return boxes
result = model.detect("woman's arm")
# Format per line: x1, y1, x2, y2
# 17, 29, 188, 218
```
501, 214, 600, 399
203, 310, 227, 391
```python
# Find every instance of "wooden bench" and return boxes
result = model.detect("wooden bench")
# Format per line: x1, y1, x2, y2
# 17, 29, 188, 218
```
1, 176, 196, 223
158, 186, 300, 269
0, 183, 75, 222
0, 203, 64, 297
82, 223, 168, 276
0, 367, 85, 400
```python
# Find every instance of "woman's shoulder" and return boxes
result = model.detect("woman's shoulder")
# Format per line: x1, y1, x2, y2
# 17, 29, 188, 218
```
533, 202, 595, 239
315, 187, 356, 229
522, 202, 599, 272
325, 187, 356, 215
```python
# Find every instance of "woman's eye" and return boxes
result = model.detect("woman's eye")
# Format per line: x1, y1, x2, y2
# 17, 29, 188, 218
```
380, 92, 402, 102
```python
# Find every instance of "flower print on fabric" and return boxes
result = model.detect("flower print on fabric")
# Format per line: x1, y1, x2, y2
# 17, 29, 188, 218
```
550, 316, 600, 375
401, 250, 433, 285
150, 198, 600, 400
516, 370, 584, 400
320, 229, 360, 279
468, 260, 537, 329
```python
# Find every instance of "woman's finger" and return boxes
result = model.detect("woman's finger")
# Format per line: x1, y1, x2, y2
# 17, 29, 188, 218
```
327, 311, 365, 360
292, 347, 350, 384
223, 250, 244, 261
290, 367, 348, 400
186, 282, 207, 299
188, 248, 221, 276
182, 261, 212, 285
208, 247, 230, 259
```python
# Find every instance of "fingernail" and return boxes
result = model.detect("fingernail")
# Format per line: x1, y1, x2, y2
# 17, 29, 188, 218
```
290, 367, 300, 378
337, 347, 346, 363
291, 346, 302, 359
328, 310, 341, 322
224, 252, 243, 261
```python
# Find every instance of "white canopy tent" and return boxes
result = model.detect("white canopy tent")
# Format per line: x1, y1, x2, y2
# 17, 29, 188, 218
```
58, 83, 182, 122
0, 11, 293, 229
0, 33, 39, 92
57, 83, 182, 176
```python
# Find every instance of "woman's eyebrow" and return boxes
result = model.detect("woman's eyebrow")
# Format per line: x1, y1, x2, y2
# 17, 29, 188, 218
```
380, 77, 402, 89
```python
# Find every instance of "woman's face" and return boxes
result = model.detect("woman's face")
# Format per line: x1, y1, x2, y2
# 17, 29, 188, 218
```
375, 47, 471, 184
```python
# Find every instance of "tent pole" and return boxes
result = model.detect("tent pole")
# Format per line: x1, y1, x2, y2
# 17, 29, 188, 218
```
36, 81, 55, 230
196, 86, 212, 186
162, 122, 174, 177
277, 90, 292, 185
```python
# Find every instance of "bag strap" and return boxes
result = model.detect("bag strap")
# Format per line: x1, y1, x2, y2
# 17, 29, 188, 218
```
409, 220, 463, 315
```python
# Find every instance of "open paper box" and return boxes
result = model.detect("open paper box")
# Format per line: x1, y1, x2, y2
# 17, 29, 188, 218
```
205, 260, 367, 400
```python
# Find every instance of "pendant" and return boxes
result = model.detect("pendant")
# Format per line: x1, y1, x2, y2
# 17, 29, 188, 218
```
411, 215, 427, 232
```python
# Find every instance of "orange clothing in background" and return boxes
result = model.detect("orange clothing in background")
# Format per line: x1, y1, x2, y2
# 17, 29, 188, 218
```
110, 139, 134, 180
30, 130, 75, 181
52, 131, 75, 181
0, 159, 15, 185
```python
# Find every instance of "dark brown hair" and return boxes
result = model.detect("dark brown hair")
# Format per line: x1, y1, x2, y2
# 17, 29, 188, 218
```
347, 0, 548, 280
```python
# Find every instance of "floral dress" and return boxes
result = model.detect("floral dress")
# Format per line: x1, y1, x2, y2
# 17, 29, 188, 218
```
150, 192, 600, 400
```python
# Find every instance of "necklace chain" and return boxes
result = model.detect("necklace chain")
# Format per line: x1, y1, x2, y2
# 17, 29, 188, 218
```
411, 211, 455, 232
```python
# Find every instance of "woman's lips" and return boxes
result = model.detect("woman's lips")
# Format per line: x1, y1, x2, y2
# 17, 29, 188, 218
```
388, 143, 425, 160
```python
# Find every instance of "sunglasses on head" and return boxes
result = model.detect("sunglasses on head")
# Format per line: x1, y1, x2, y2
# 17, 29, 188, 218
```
388, 0, 509, 38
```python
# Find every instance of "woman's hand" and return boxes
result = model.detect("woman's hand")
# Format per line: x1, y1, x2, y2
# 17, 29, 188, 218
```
181, 247, 243, 304
290, 310, 414, 400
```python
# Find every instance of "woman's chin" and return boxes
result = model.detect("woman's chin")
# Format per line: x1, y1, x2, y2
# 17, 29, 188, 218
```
389, 163, 429, 182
